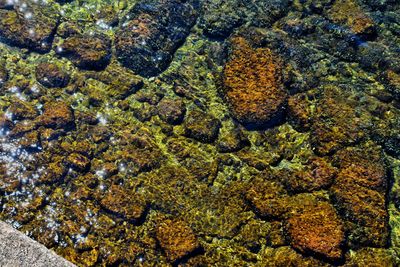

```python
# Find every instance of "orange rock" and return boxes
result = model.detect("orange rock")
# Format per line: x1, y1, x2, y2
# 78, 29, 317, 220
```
223, 37, 287, 128
328, 0, 375, 36
285, 201, 345, 261
156, 219, 200, 262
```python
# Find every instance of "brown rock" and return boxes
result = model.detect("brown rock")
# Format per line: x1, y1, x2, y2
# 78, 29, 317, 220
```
184, 110, 221, 143
65, 152, 91, 172
285, 201, 345, 261
281, 157, 337, 193
223, 36, 287, 128
157, 98, 186, 125
328, 0, 376, 37
35, 62, 70, 88
330, 146, 389, 247
57, 33, 112, 70
287, 93, 313, 131
156, 219, 200, 262
100, 185, 147, 223
36, 101, 75, 130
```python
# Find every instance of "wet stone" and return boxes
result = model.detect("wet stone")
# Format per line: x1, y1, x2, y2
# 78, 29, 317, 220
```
0, 4, 59, 52
100, 185, 147, 223
36, 101, 75, 130
156, 219, 200, 262
330, 146, 389, 247
57, 33, 112, 70
157, 98, 186, 125
0, 62, 8, 87
65, 152, 91, 172
115, 0, 198, 77
35, 62, 70, 88
7, 99, 38, 120
222, 36, 287, 129
184, 110, 221, 143
285, 201, 345, 261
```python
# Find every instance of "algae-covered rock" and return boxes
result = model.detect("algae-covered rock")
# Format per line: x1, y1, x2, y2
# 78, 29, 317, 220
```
0, 4, 59, 52
156, 218, 200, 262
35, 62, 70, 88
7, 99, 38, 120
0, 62, 8, 87
285, 201, 345, 261
327, 0, 376, 38
157, 98, 186, 125
331, 145, 389, 247
100, 185, 147, 223
310, 85, 368, 155
222, 36, 287, 129
57, 33, 112, 70
36, 101, 75, 130
184, 109, 221, 143
65, 152, 91, 172
115, 0, 198, 77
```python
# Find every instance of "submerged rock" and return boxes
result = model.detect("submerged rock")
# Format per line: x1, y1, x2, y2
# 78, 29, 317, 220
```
222, 36, 287, 129
330, 146, 389, 247
286, 201, 345, 261
57, 33, 112, 70
184, 110, 221, 143
157, 98, 186, 125
0, 4, 59, 52
156, 219, 200, 262
0, 62, 8, 86
36, 101, 75, 130
35, 62, 70, 88
115, 0, 197, 77
100, 185, 147, 223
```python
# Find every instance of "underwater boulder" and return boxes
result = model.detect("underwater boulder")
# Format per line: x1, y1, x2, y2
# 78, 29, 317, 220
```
285, 201, 345, 261
0, 3, 59, 52
184, 109, 221, 143
56, 33, 112, 70
115, 0, 198, 77
156, 218, 200, 262
222, 36, 287, 129
157, 98, 186, 125
35, 62, 70, 88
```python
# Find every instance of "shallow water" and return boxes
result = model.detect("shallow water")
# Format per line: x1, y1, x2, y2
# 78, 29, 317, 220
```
1, 0, 400, 266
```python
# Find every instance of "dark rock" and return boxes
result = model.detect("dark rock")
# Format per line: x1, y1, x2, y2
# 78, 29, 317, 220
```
156, 218, 200, 262
0, 62, 8, 87
65, 152, 91, 172
222, 36, 287, 129
0, 4, 59, 52
57, 33, 112, 70
184, 110, 221, 143
7, 99, 38, 120
157, 98, 186, 125
115, 0, 197, 77
35, 62, 70, 88
217, 123, 249, 153
201, 0, 245, 38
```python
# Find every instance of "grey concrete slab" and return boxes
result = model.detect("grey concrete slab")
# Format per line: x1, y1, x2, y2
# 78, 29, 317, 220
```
0, 221, 76, 267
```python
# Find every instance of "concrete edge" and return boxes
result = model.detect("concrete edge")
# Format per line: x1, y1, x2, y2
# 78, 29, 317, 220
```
0, 221, 76, 267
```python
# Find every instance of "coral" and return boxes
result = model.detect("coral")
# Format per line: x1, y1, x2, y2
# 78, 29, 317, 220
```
222, 36, 287, 128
